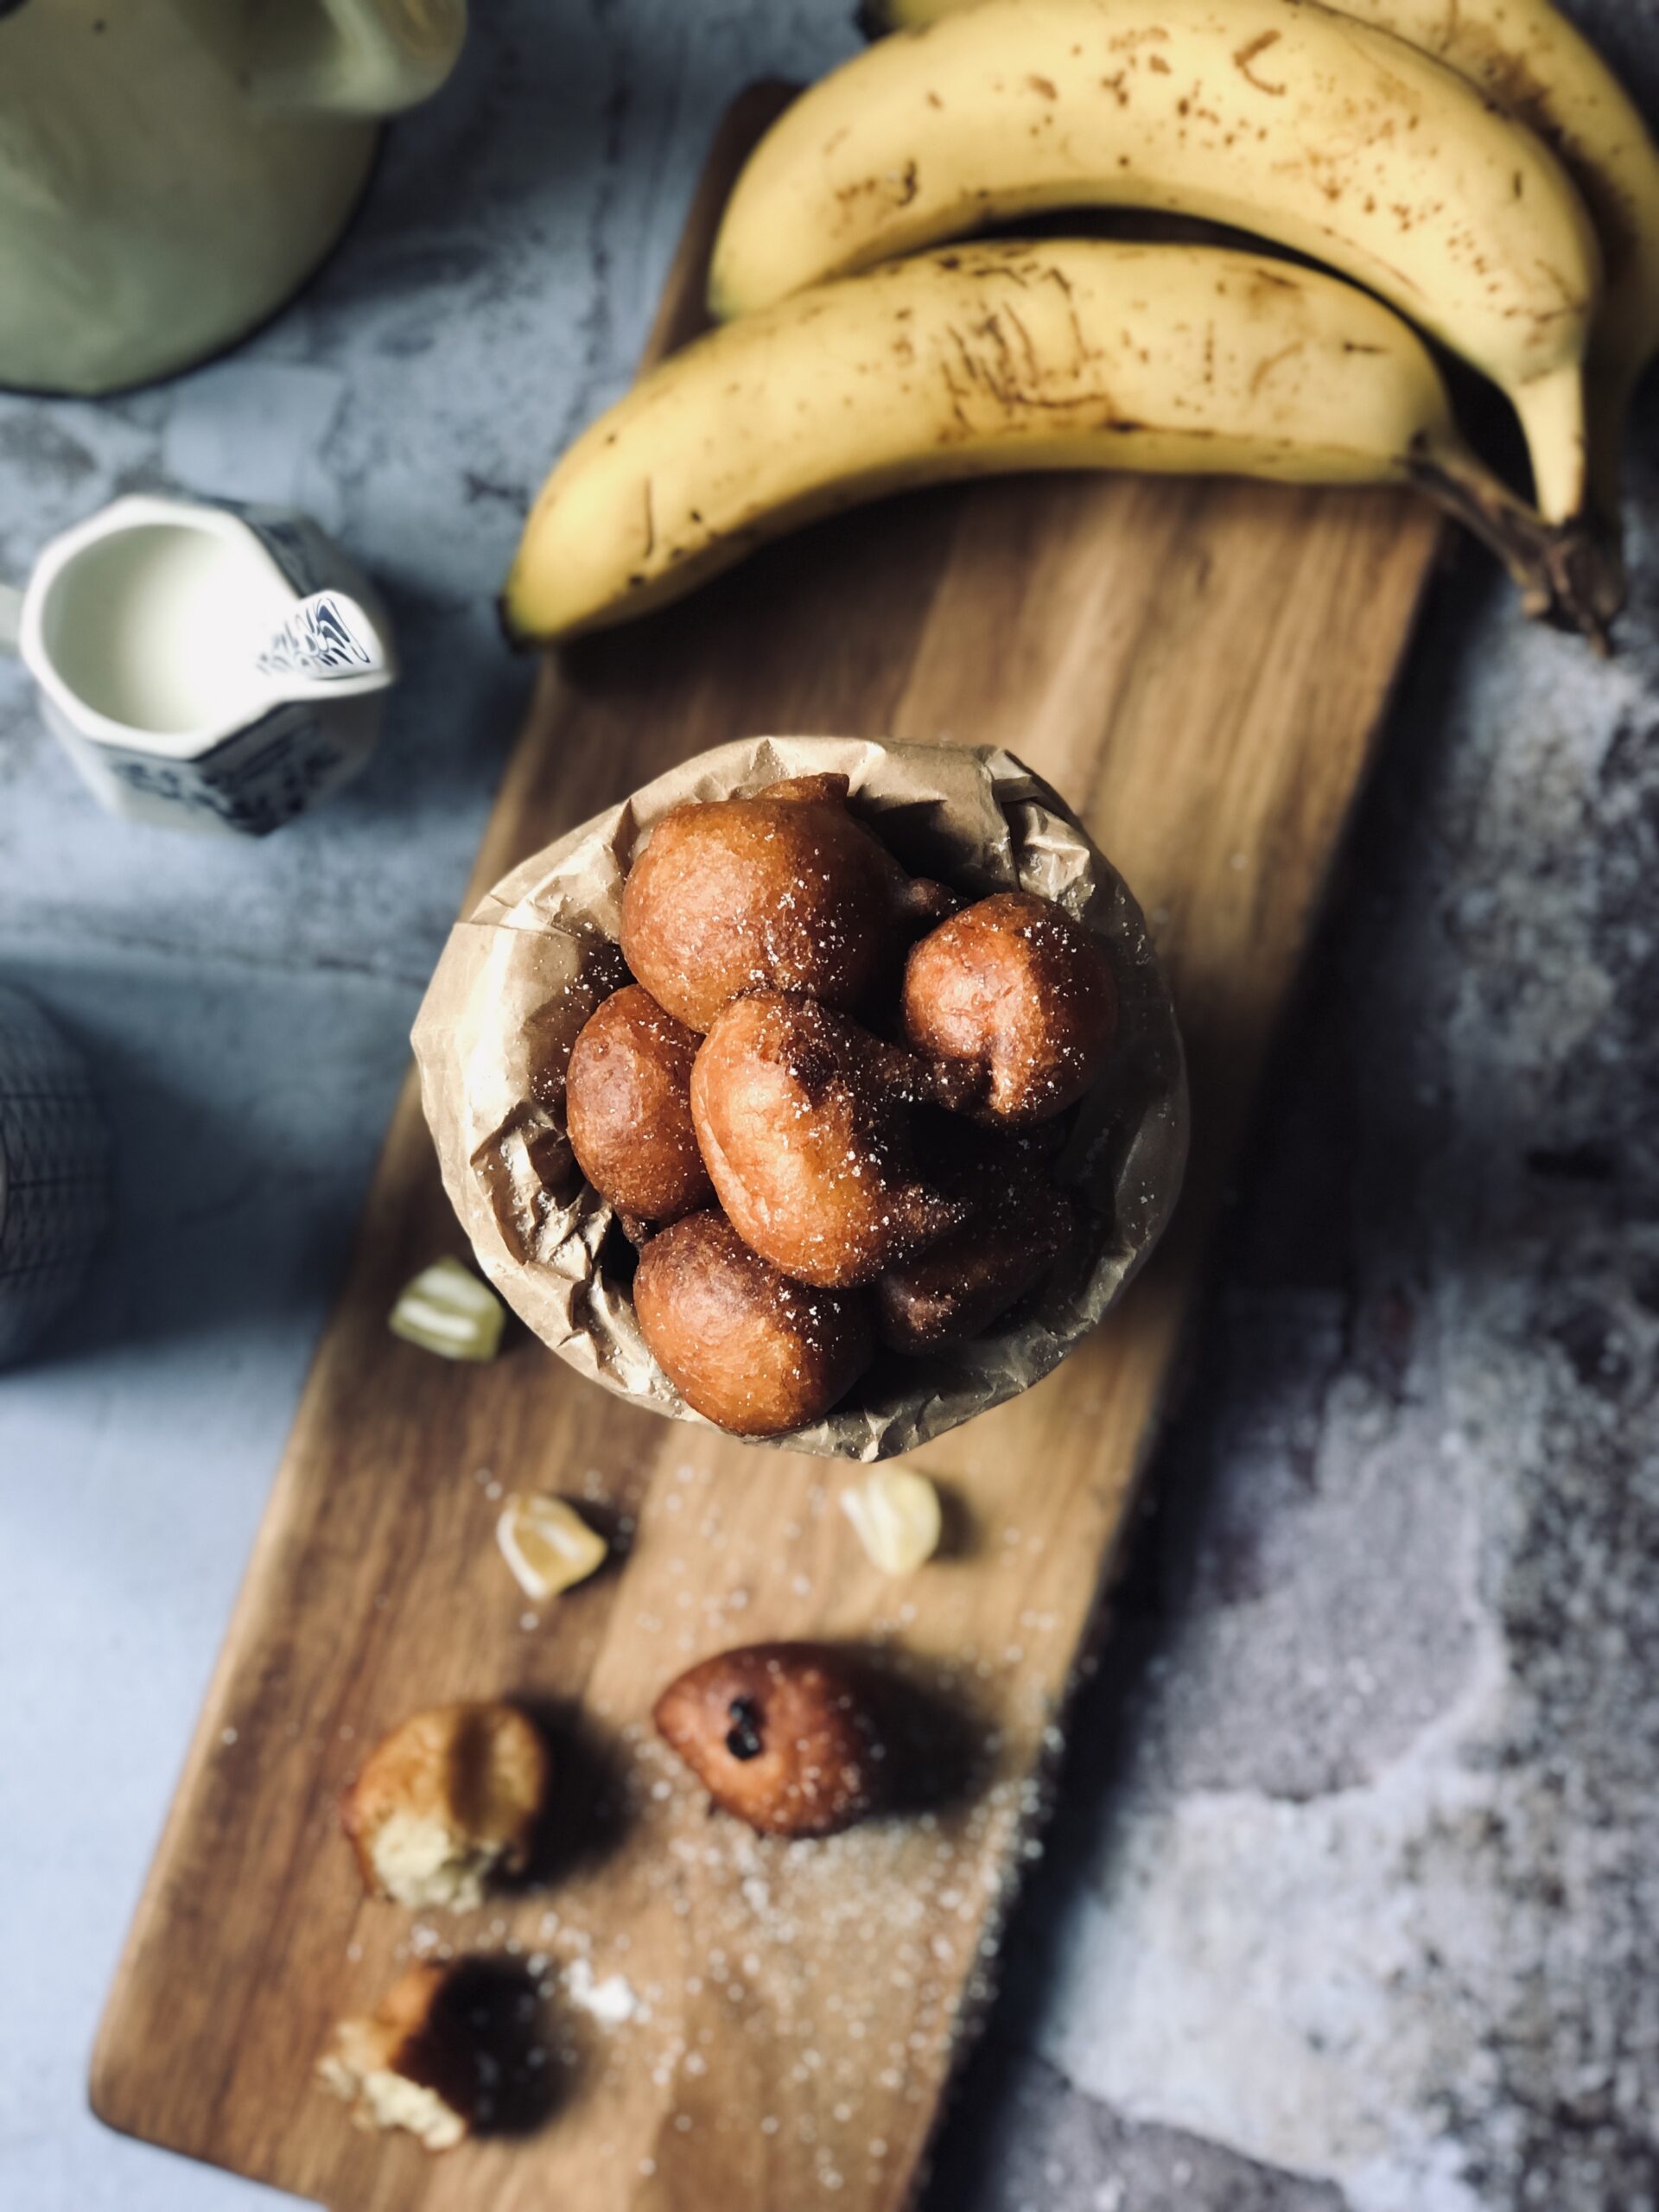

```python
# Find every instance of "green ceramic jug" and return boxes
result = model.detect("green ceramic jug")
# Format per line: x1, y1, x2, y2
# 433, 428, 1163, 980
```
0, 0, 466, 395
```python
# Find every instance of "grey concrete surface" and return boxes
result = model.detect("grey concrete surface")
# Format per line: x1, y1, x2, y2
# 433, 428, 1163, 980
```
1, 6, 1655, 2211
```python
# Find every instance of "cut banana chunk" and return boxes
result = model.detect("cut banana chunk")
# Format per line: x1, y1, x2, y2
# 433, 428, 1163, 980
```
497, 1493, 608, 1599
389, 1257, 505, 1362
842, 1466, 943, 1576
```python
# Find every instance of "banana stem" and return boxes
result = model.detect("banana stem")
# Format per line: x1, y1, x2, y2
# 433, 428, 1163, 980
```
1408, 436, 1625, 654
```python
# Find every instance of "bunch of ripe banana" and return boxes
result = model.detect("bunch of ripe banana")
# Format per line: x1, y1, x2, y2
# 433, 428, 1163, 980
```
505, 0, 1659, 652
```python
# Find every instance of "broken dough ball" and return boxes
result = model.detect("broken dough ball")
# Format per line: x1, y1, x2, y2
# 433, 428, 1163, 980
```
633, 1209, 873, 1437
690, 990, 968, 1288
653, 1642, 884, 1838
565, 983, 713, 1225
901, 890, 1119, 1125
620, 772, 953, 1033
316, 1961, 480, 2152
340, 1702, 548, 1910
875, 1154, 1076, 1353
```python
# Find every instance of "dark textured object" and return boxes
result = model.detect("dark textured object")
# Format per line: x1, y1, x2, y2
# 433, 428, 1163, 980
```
0, 983, 110, 1367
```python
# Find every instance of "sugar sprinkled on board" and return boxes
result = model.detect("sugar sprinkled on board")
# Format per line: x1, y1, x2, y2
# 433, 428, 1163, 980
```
295, 1441, 1077, 2184
564, 1957, 646, 2026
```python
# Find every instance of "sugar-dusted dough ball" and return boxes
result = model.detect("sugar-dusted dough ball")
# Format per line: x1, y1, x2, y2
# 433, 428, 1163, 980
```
902, 891, 1118, 1124
633, 1210, 872, 1437
620, 772, 950, 1033
565, 984, 713, 1224
691, 991, 966, 1289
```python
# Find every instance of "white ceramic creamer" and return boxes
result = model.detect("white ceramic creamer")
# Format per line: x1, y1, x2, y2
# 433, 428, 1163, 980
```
0, 494, 398, 836
0, 0, 466, 395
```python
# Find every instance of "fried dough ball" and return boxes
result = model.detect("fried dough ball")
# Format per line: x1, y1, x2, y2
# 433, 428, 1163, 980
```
901, 890, 1119, 1125
620, 772, 953, 1033
690, 991, 968, 1289
565, 984, 712, 1226
653, 1643, 883, 1838
339, 1701, 549, 1910
317, 1962, 480, 2151
875, 1156, 1076, 1353
633, 1210, 873, 1437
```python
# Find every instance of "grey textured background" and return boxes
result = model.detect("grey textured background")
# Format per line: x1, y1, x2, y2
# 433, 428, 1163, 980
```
1, 6, 1656, 2210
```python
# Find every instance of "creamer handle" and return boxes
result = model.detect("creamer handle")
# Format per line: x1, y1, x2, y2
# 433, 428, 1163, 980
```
0, 584, 22, 658
247, 0, 466, 118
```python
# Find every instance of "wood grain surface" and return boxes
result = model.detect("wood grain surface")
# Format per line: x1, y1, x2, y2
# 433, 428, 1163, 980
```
91, 81, 1443, 2212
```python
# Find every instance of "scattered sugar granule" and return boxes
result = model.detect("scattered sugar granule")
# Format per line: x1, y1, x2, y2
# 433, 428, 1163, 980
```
565, 1958, 644, 2026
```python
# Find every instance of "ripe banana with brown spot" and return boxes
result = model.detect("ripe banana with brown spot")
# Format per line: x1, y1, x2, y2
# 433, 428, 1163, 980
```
858, 0, 1659, 524
709, 0, 1604, 531
502, 242, 1611, 648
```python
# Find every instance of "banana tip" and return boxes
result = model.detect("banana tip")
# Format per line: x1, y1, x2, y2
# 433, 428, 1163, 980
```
495, 590, 539, 654
703, 266, 743, 325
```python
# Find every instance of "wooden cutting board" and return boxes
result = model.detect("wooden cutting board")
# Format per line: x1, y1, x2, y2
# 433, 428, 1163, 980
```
92, 82, 1443, 2212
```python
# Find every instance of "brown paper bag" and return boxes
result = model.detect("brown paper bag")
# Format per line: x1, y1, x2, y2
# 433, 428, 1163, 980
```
412, 736, 1187, 1460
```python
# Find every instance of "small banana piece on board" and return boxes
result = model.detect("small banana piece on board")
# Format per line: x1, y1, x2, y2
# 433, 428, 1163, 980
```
502, 242, 1612, 649
857, 0, 1659, 527
709, 0, 1603, 531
